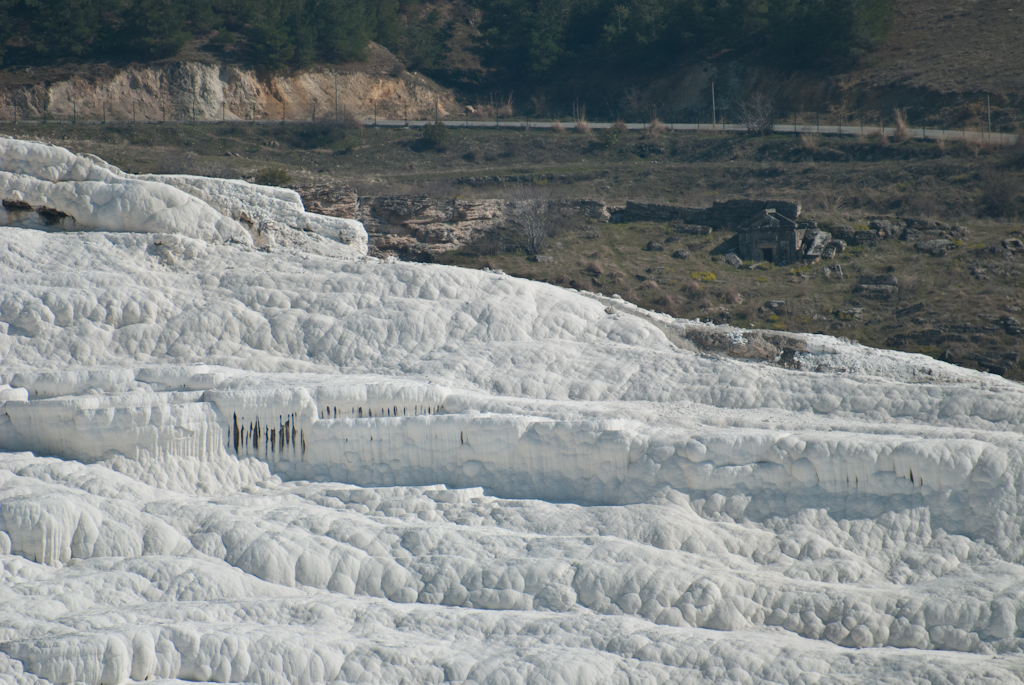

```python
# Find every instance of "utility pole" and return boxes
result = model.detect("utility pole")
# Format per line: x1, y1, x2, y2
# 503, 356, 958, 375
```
132, 101, 136, 123
334, 73, 338, 122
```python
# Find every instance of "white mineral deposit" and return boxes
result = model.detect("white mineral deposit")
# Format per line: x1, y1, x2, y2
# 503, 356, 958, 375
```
2, 137, 1024, 684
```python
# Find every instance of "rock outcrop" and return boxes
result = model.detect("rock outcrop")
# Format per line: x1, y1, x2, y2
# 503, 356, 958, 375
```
0, 43, 457, 123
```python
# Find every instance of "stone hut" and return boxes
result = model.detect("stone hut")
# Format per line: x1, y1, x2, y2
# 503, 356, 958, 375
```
737, 209, 804, 265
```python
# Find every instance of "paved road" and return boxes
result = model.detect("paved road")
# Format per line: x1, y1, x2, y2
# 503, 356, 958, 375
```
365, 118, 1019, 144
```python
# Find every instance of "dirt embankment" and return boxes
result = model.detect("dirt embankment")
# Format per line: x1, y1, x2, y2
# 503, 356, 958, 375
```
0, 43, 459, 124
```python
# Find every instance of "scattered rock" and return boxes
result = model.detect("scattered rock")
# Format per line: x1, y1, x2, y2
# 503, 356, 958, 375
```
671, 223, 714, 236
854, 274, 899, 299
802, 230, 833, 260
671, 249, 690, 259
645, 241, 664, 252
915, 238, 955, 256
824, 264, 843, 279
534, 255, 555, 263
835, 308, 865, 320
831, 225, 878, 247
765, 300, 786, 310
821, 239, 846, 260
724, 253, 744, 268
683, 327, 807, 364
895, 303, 924, 318
869, 219, 902, 238
1002, 238, 1024, 252
905, 218, 951, 232
900, 227, 923, 242
999, 316, 1023, 335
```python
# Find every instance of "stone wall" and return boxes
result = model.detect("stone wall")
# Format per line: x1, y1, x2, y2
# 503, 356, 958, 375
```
609, 199, 800, 228
297, 185, 799, 260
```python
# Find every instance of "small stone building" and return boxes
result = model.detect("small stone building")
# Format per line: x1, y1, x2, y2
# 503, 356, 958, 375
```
736, 209, 804, 265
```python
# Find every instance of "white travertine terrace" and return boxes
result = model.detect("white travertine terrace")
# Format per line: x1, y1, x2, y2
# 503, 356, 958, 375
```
2, 139, 1024, 684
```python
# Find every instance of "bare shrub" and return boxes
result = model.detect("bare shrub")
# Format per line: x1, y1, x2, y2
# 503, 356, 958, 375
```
815, 189, 846, 214
654, 294, 683, 316
979, 169, 1022, 217
899, 273, 921, 299
644, 118, 666, 139
496, 94, 515, 118
613, 120, 628, 133
723, 289, 744, 305
740, 93, 775, 135
551, 120, 566, 134
893, 108, 911, 142
680, 280, 704, 299
935, 135, 948, 153
800, 132, 819, 151
580, 258, 604, 275
573, 102, 590, 134
504, 183, 553, 255
639, 279, 661, 291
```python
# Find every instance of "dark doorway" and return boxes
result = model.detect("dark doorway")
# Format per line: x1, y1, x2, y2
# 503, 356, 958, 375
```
762, 248, 774, 263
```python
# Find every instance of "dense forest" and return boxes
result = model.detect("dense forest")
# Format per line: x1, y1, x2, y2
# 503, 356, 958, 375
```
0, 0, 892, 81
476, 0, 892, 82
0, 0, 447, 70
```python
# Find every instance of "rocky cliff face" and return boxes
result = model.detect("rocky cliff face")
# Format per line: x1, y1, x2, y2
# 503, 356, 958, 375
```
0, 44, 458, 123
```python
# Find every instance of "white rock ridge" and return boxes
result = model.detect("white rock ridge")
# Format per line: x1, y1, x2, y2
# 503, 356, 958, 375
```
0, 137, 367, 252
2, 139, 1024, 684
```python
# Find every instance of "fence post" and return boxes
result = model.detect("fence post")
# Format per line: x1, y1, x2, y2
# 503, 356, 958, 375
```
987, 94, 992, 141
